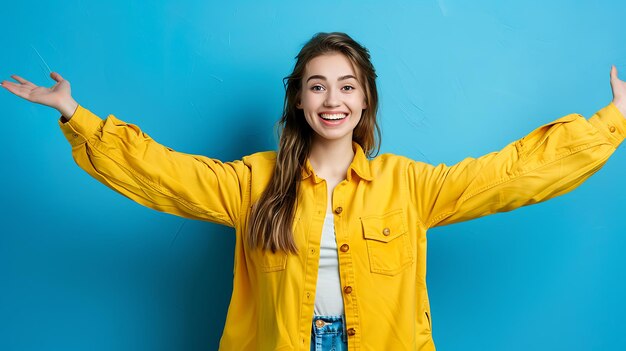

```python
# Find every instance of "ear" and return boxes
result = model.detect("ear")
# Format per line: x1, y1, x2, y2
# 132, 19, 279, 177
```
296, 100, 302, 109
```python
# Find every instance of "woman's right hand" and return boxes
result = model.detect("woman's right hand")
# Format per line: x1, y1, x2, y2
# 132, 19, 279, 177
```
1, 72, 78, 119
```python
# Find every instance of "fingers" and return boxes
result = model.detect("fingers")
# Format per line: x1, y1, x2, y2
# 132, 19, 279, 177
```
10, 74, 33, 85
610, 66, 618, 96
0, 81, 19, 91
611, 65, 619, 81
0, 81, 31, 99
50, 72, 64, 82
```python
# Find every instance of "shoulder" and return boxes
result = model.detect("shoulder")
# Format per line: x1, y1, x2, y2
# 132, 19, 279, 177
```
370, 152, 413, 167
367, 152, 415, 179
242, 150, 277, 167
241, 150, 277, 200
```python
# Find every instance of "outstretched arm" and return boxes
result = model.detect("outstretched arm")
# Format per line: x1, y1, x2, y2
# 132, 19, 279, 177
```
409, 66, 626, 228
2, 72, 247, 228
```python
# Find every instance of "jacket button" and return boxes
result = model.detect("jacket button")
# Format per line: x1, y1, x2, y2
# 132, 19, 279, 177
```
382, 227, 390, 236
72, 133, 78, 138
609, 126, 616, 133
347, 328, 356, 336
344, 286, 353, 294
340, 244, 350, 252
334, 207, 343, 214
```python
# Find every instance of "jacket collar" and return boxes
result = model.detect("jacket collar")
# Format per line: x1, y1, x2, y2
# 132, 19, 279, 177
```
301, 141, 373, 183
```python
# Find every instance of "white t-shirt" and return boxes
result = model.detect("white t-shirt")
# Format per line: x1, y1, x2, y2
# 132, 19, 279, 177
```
313, 211, 344, 316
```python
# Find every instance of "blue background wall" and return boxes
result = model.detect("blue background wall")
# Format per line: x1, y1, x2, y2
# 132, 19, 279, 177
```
1, 1, 625, 350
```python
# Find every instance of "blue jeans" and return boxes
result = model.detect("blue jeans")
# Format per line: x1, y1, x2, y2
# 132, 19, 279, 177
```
310, 314, 348, 351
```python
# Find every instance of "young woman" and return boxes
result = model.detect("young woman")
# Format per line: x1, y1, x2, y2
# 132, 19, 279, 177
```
2, 32, 625, 351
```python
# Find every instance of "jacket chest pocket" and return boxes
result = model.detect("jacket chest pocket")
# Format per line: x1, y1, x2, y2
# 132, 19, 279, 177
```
360, 209, 413, 276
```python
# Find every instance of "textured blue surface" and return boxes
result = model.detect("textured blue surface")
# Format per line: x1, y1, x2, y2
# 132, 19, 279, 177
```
1, 1, 625, 350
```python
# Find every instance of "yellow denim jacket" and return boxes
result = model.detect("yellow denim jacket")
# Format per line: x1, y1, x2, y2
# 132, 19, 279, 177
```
59, 102, 625, 350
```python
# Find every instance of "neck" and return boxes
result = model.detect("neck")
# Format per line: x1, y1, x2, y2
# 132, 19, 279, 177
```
308, 137, 355, 180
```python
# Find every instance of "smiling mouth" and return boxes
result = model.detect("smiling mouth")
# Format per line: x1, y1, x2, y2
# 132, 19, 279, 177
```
318, 113, 348, 121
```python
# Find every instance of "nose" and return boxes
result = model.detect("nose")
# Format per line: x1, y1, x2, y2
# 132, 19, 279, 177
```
323, 87, 340, 107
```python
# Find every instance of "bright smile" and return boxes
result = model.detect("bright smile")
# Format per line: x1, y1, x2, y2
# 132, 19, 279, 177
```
318, 113, 348, 126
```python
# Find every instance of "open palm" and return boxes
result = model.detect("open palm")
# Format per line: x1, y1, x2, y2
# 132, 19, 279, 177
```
610, 65, 626, 116
0, 72, 71, 109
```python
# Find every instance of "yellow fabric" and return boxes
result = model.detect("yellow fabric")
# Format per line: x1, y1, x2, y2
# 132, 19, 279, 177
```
59, 103, 626, 350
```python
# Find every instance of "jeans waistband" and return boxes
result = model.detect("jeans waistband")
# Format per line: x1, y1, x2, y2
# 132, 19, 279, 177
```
311, 314, 347, 342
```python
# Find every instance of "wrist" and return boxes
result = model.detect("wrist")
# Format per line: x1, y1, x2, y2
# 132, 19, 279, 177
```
57, 98, 79, 121
613, 100, 626, 119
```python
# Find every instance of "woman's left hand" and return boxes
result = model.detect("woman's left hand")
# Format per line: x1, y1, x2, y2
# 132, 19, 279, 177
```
610, 65, 626, 117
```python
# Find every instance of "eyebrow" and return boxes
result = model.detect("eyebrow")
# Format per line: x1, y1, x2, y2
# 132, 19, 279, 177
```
305, 74, 357, 83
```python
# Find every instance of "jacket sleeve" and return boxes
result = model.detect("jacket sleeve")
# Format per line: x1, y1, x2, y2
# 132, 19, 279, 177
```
58, 105, 247, 228
408, 102, 626, 229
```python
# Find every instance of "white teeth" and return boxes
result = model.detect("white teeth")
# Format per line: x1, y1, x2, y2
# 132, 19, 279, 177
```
319, 113, 347, 120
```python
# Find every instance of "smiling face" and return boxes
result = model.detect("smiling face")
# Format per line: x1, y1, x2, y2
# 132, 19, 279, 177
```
296, 52, 368, 146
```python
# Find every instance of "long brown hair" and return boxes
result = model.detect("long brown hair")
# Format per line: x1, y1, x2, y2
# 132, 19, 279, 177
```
246, 32, 381, 254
